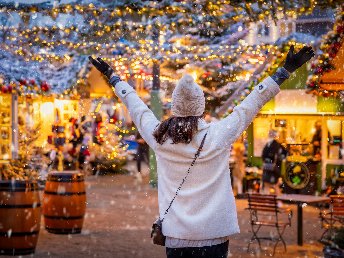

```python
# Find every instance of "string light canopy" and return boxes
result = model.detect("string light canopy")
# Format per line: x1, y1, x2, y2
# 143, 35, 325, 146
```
0, 0, 339, 22
0, 0, 341, 102
0, 0, 340, 61
0, 0, 250, 99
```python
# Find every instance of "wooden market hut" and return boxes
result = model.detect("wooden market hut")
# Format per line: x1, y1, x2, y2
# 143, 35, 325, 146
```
0, 50, 87, 162
246, 62, 344, 195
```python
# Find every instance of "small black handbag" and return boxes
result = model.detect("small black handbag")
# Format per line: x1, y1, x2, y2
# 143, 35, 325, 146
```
150, 132, 208, 246
151, 218, 165, 246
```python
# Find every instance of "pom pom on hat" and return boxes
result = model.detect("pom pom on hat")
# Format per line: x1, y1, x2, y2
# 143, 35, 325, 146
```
171, 74, 205, 117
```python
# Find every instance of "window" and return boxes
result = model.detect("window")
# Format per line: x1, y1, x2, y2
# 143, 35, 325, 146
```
257, 23, 270, 37
280, 22, 293, 37
253, 117, 344, 161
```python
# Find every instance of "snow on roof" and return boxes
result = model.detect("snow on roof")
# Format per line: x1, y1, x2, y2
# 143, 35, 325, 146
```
275, 32, 319, 45
0, 49, 89, 94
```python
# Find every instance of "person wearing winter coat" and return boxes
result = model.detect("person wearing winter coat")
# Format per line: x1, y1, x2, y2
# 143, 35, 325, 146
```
89, 45, 314, 258
231, 137, 246, 196
135, 130, 150, 173
261, 129, 288, 194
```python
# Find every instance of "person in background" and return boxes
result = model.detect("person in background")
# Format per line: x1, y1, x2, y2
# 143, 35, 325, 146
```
311, 120, 331, 160
231, 137, 246, 196
78, 134, 91, 171
90, 45, 314, 258
68, 118, 81, 147
93, 113, 105, 145
135, 130, 149, 181
262, 129, 288, 194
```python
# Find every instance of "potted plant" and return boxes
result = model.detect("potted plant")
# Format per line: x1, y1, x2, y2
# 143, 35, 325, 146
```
321, 227, 344, 258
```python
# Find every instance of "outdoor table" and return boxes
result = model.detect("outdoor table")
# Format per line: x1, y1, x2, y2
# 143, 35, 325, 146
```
277, 194, 330, 246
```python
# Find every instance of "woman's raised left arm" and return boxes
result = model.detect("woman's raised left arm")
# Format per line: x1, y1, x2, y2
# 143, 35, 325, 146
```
89, 57, 159, 150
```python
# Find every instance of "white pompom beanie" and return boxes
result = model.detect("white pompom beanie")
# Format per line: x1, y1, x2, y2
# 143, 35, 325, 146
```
171, 74, 205, 117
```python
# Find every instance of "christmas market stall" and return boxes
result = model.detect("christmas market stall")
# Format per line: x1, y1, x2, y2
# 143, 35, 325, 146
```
240, 8, 344, 196
0, 48, 88, 177
305, 6, 344, 195
0, 52, 133, 176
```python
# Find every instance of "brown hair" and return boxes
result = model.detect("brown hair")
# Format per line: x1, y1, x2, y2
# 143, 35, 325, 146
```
153, 116, 202, 144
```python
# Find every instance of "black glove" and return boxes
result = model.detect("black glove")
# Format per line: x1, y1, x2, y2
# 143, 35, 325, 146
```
283, 45, 315, 73
88, 56, 114, 79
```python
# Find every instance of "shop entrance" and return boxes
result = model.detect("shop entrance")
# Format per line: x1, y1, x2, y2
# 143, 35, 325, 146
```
252, 115, 344, 195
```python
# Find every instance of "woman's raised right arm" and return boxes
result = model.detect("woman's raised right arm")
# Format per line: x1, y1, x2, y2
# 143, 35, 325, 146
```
212, 45, 314, 149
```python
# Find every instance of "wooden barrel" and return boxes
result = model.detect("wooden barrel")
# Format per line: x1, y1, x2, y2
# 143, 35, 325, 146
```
42, 172, 86, 234
0, 181, 41, 255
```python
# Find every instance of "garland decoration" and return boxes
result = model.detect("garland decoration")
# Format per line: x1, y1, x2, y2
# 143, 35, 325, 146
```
305, 4, 344, 98
0, 78, 50, 95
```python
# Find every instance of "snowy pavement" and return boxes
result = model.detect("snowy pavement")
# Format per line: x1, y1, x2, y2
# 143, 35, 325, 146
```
5, 162, 324, 257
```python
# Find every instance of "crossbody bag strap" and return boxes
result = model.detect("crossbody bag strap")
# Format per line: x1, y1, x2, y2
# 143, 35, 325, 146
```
160, 132, 208, 222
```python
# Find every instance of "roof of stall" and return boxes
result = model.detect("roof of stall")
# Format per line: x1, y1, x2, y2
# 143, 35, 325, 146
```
0, 49, 89, 94
320, 44, 344, 91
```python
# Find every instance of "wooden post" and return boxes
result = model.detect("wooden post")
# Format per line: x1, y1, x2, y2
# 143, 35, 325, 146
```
149, 20, 163, 188
11, 94, 18, 159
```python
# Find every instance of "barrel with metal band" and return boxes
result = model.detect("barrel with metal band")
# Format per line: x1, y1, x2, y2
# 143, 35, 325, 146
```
42, 172, 86, 234
0, 181, 41, 255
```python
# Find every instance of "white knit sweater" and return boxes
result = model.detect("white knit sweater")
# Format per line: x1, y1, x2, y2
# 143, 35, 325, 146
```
112, 76, 280, 242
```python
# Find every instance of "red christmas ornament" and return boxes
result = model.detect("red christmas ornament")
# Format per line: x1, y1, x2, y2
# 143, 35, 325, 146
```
19, 79, 27, 85
40, 81, 50, 92
337, 25, 344, 34
29, 79, 35, 85
334, 42, 341, 50
329, 52, 337, 58
41, 85, 49, 92
83, 149, 91, 156
308, 82, 316, 88
1, 86, 8, 93
7, 85, 12, 93
202, 71, 211, 78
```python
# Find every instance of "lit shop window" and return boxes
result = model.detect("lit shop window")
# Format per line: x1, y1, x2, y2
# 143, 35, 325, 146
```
280, 22, 293, 37
0, 95, 11, 160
